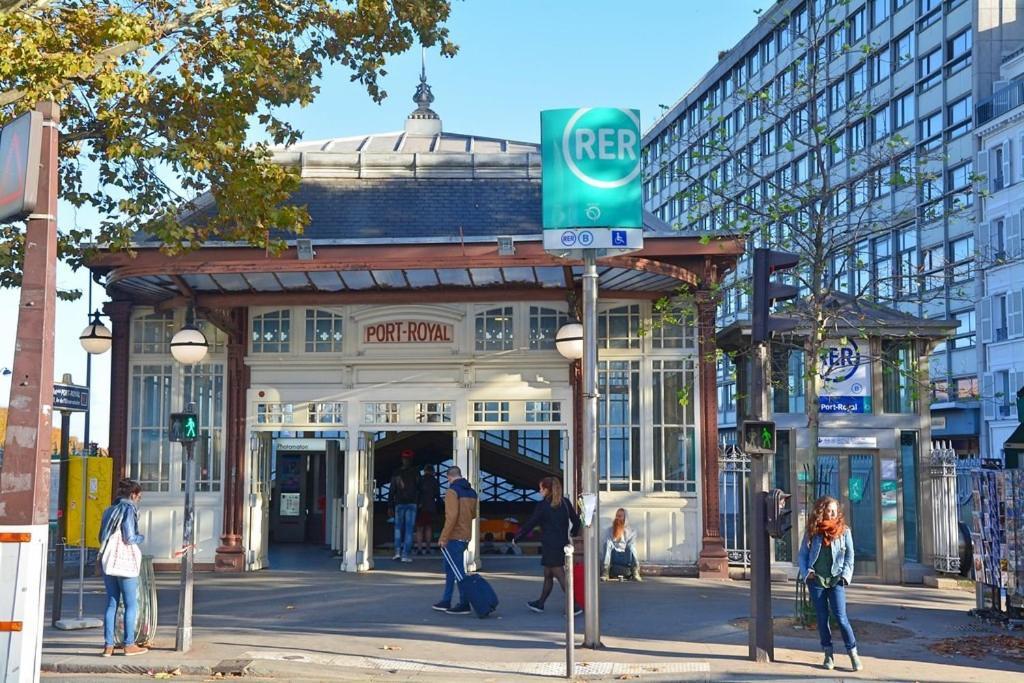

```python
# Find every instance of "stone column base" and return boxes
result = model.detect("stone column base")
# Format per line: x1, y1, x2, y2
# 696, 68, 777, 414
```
215, 535, 245, 572
698, 537, 730, 579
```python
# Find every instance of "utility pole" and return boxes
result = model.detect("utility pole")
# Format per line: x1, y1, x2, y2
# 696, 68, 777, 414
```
173, 407, 199, 652
50, 375, 73, 627
581, 250, 600, 649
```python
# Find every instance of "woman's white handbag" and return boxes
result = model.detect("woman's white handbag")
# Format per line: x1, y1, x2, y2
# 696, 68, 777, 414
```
101, 520, 142, 578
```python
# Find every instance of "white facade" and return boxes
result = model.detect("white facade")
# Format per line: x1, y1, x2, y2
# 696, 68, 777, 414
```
124, 300, 706, 571
976, 50, 1024, 460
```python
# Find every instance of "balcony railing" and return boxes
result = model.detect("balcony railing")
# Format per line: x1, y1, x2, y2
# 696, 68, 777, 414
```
977, 80, 1024, 125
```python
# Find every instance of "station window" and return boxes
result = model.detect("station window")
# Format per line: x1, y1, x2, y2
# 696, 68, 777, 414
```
652, 359, 697, 493
475, 306, 514, 351
598, 360, 641, 491
256, 402, 296, 425
528, 306, 570, 350
251, 310, 291, 353
132, 311, 175, 354
364, 402, 400, 424
182, 363, 224, 492
305, 309, 343, 352
525, 401, 562, 423
416, 402, 452, 424
473, 401, 510, 423
651, 310, 697, 350
882, 340, 917, 413
129, 364, 173, 491
598, 304, 641, 349
309, 402, 346, 424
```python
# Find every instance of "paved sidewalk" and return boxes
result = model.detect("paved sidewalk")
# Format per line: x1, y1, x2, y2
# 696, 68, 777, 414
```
40, 548, 1024, 681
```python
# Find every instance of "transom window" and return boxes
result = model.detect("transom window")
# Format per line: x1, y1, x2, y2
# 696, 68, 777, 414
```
529, 306, 570, 350
525, 401, 562, 423
364, 402, 400, 424
132, 312, 175, 354
309, 402, 346, 424
256, 402, 296, 425
416, 402, 453, 423
251, 310, 290, 353
305, 309, 344, 352
475, 307, 514, 351
473, 401, 510, 423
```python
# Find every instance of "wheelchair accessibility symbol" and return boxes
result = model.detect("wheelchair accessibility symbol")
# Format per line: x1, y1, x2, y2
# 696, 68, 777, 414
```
611, 230, 627, 246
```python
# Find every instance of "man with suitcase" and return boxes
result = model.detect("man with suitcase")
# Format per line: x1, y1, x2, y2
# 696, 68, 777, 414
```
433, 466, 477, 615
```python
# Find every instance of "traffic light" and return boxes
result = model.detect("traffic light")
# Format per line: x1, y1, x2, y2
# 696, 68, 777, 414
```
752, 247, 799, 343
169, 413, 199, 443
765, 488, 793, 539
741, 419, 776, 455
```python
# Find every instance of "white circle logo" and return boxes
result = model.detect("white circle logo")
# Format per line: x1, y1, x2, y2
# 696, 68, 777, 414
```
562, 108, 641, 190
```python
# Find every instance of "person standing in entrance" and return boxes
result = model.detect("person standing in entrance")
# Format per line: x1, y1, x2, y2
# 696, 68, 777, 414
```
415, 464, 441, 555
433, 465, 477, 615
389, 449, 420, 563
98, 478, 148, 657
513, 476, 581, 615
798, 495, 863, 672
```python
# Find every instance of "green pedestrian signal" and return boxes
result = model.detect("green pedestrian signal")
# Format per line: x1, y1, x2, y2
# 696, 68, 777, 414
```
170, 412, 199, 443
741, 420, 776, 455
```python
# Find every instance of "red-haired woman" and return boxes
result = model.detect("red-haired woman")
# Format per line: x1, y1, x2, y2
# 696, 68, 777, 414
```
602, 508, 640, 581
798, 496, 862, 672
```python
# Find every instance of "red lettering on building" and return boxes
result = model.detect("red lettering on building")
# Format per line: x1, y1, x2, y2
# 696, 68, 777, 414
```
362, 321, 453, 344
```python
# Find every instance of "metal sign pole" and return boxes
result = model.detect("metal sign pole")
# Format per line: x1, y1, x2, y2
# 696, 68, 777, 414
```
748, 341, 773, 662
51, 407, 71, 626
581, 249, 601, 648
76, 454, 88, 619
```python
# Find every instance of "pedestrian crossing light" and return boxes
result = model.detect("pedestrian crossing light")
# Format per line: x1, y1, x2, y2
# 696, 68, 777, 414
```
170, 413, 199, 443
741, 420, 776, 455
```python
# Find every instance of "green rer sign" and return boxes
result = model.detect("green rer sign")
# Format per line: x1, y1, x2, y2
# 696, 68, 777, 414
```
541, 107, 642, 254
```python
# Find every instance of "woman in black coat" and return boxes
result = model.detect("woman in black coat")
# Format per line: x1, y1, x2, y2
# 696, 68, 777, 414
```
513, 476, 581, 614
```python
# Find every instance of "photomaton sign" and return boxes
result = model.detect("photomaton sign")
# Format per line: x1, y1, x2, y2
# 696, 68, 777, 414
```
0, 111, 43, 222
541, 107, 642, 255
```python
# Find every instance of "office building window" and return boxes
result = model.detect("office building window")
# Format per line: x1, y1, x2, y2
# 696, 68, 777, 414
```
946, 96, 972, 140
950, 235, 974, 283
848, 7, 866, 43
893, 91, 914, 129
919, 48, 942, 91
950, 309, 976, 350
871, 0, 890, 27
848, 63, 867, 99
918, 111, 942, 150
895, 31, 915, 69
947, 29, 972, 75
946, 161, 973, 210
871, 45, 891, 84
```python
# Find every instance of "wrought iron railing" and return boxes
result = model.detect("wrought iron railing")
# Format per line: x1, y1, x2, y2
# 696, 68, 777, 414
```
718, 441, 751, 568
929, 441, 961, 575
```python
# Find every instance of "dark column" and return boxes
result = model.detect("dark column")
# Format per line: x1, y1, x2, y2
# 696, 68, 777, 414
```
570, 359, 583, 497
696, 291, 729, 579
216, 308, 249, 572
103, 301, 133, 488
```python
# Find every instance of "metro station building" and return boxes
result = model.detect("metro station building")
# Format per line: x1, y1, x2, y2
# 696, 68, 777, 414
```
88, 82, 741, 576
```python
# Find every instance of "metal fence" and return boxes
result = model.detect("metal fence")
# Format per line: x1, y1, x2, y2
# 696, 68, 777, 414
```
718, 441, 751, 568
929, 442, 978, 575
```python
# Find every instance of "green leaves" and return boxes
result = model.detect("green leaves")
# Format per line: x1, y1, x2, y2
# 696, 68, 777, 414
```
0, 0, 457, 296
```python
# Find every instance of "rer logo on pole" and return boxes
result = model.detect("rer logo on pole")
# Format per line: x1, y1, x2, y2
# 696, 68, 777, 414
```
541, 107, 643, 255
0, 111, 44, 222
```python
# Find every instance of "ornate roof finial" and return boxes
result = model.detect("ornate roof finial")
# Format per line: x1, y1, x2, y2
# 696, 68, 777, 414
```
406, 45, 441, 135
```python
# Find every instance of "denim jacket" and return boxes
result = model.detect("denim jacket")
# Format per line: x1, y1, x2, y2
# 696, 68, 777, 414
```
99, 498, 145, 547
798, 527, 854, 585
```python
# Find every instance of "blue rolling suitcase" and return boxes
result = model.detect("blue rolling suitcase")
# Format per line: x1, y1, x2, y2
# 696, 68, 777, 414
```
442, 546, 499, 618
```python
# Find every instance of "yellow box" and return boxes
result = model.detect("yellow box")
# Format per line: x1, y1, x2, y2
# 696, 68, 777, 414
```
65, 456, 113, 548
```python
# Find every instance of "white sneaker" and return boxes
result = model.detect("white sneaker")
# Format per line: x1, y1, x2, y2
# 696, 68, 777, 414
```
401, 557, 413, 563
392, 553, 402, 561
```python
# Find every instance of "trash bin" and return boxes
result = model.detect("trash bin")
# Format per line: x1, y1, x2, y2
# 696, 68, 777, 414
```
114, 555, 158, 647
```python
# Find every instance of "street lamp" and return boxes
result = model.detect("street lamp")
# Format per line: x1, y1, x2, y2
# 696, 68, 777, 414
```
79, 310, 112, 355
555, 322, 584, 362
170, 312, 209, 366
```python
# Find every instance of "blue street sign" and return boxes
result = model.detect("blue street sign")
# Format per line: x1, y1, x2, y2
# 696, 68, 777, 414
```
53, 383, 90, 412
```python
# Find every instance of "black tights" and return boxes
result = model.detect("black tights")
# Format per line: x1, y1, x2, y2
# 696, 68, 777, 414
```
538, 565, 566, 606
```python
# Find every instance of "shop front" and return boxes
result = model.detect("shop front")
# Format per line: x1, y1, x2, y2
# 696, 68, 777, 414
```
88, 91, 742, 575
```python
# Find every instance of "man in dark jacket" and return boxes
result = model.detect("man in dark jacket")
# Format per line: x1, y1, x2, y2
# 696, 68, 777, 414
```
389, 449, 420, 562
433, 465, 477, 615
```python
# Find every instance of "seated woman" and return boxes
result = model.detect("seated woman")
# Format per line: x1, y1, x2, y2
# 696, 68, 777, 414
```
602, 508, 641, 581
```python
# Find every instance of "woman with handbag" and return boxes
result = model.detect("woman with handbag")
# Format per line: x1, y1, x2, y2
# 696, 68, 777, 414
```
98, 478, 148, 657
512, 477, 581, 615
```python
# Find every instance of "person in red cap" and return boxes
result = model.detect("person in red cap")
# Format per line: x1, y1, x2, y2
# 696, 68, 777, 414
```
389, 449, 421, 562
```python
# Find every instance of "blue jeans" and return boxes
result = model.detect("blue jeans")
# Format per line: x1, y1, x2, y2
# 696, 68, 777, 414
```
441, 539, 468, 605
393, 503, 417, 558
807, 581, 857, 652
103, 574, 139, 647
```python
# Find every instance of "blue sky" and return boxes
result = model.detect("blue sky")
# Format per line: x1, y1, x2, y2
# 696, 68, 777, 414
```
0, 0, 772, 446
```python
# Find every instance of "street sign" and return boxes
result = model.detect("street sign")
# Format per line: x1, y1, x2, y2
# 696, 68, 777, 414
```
0, 111, 43, 222
169, 413, 199, 443
541, 107, 643, 255
53, 383, 89, 412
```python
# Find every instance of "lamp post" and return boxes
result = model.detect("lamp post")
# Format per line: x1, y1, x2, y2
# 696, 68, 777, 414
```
170, 308, 208, 653
556, 320, 589, 672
